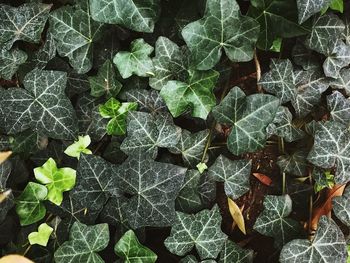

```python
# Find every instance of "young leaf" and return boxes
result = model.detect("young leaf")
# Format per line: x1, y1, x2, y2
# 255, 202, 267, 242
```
277, 151, 308, 177
218, 240, 254, 263
28, 223, 53, 247
89, 0, 160, 33
0, 161, 14, 222
181, 0, 260, 70
120, 111, 181, 158
34, 158, 76, 205
169, 129, 209, 167
0, 3, 52, 50
279, 216, 347, 263
327, 91, 350, 125
116, 151, 186, 228
16, 182, 47, 226
313, 169, 335, 193
64, 135, 92, 159
307, 121, 350, 184
248, 0, 308, 50
89, 60, 122, 98
50, 3, 104, 73
160, 70, 219, 119
114, 230, 157, 263
54, 222, 109, 263
164, 205, 227, 260
0, 48, 27, 80
99, 98, 138, 136
296, 0, 331, 24
212, 87, 279, 155
0, 69, 78, 140
70, 154, 119, 212
149, 37, 189, 90
113, 39, 154, 79
208, 155, 251, 200
253, 195, 301, 249
333, 185, 350, 227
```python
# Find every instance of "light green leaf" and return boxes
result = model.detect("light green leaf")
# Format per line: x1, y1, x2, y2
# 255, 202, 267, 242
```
196, 162, 208, 174
296, 0, 331, 24
0, 48, 27, 80
208, 155, 251, 200
213, 87, 279, 155
181, 0, 260, 70
113, 39, 154, 79
1, 69, 78, 140
89, 0, 160, 33
64, 135, 92, 159
253, 195, 301, 249
327, 91, 350, 125
99, 98, 138, 136
50, 2, 104, 73
115, 230, 157, 263
16, 182, 47, 226
170, 129, 209, 167
218, 239, 254, 263
307, 121, 350, 184
333, 185, 350, 227
121, 111, 181, 158
28, 223, 53, 246
89, 60, 122, 98
0, 3, 51, 50
165, 204, 227, 260
280, 216, 347, 263
160, 70, 219, 119
54, 222, 110, 263
313, 169, 335, 193
329, 0, 344, 13
34, 158, 76, 205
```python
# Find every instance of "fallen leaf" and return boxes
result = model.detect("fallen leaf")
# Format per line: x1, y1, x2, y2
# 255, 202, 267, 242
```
0, 189, 12, 203
0, 151, 12, 165
310, 184, 345, 231
252, 172, 272, 186
227, 197, 246, 234
0, 255, 33, 263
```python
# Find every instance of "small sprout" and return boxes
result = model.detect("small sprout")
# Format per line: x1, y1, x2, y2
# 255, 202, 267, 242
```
196, 162, 208, 174
28, 223, 53, 247
64, 135, 92, 159
314, 171, 335, 193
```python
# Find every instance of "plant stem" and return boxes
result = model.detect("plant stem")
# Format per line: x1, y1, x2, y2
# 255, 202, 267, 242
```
308, 169, 314, 241
23, 244, 31, 256
254, 50, 262, 93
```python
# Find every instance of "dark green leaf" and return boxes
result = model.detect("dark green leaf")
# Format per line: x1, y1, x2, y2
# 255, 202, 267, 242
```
296, 0, 331, 24
330, 68, 350, 95
327, 91, 350, 125
218, 240, 254, 263
277, 151, 308, 177
332, 185, 350, 227
0, 48, 27, 80
125, 89, 166, 113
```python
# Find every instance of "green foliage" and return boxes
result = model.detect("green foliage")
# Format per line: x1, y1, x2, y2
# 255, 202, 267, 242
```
28, 223, 53, 246
64, 135, 92, 159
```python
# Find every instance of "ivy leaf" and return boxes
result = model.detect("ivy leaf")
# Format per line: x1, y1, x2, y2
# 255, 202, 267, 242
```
120, 111, 181, 159
125, 89, 166, 113
304, 14, 345, 54
259, 59, 295, 103
70, 154, 119, 212
50, 3, 104, 74
113, 39, 154, 79
0, 48, 27, 80
296, 0, 331, 24
323, 39, 350, 77
213, 87, 279, 155
164, 204, 227, 260
89, 60, 122, 98
64, 135, 92, 159
149, 37, 189, 90
267, 106, 305, 142
115, 230, 157, 263
0, 3, 52, 50
54, 222, 109, 263
176, 170, 216, 213
327, 91, 350, 125
28, 223, 53, 247
34, 158, 76, 205
332, 185, 350, 227
277, 151, 308, 177
0, 69, 78, 140
279, 216, 347, 263
0, 161, 14, 222
16, 182, 47, 226
89, 0, 160, 33
248, 0, 308, 50
160, 70, 219, 119
253, 195, 301, 249
181, 0, 260, 70
331, 68, 350, 95
169, 129, 209, 167
218, 240, 254, 263
117, 151, 187, 228
180, 255, 216, 263
208, 155, 251, 200
99, 98, 138, 136
307, 121, 350, 184
100, 196, 129, 227
292, 42, 320, 71
29, 32, 56, 70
